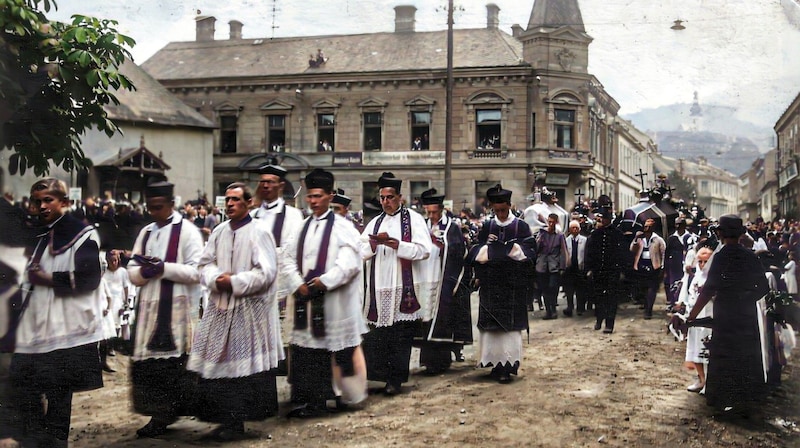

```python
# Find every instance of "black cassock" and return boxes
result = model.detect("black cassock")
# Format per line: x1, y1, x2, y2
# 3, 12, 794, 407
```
415, 216, 473, 372
701, 244, 769, 412
471, 217, 535, 334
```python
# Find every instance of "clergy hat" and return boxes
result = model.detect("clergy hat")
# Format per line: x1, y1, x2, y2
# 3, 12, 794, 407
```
420, 188, 445, 206
486, 184, 512, 204
332, 188, 351, 206
303, 168, 334, 191
255, 163, 288, 179
145, 181, 174, 199
377, 172, 402, 192
718, 214, 745, 238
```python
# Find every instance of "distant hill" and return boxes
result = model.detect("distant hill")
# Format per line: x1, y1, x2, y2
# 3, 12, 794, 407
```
622, 103, 773, 176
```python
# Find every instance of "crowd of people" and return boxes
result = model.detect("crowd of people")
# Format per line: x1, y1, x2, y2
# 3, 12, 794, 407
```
0, 167, 796, 446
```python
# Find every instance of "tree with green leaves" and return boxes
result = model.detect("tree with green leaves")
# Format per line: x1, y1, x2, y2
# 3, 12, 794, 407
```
1, 0, 135, 176
667, 169, 695, 203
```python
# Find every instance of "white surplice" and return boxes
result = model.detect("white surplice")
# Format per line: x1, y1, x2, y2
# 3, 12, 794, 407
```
128, 212, 203, 361
359, 208, 432, 327
283, 211, 368, 351
188, 218, 284, 379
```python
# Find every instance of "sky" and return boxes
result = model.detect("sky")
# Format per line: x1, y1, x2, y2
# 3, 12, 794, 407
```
47, 0, 800, 130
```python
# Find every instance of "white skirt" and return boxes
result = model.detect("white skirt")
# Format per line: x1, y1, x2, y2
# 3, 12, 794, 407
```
101, 311, 117, 340
478, 331, 523, 367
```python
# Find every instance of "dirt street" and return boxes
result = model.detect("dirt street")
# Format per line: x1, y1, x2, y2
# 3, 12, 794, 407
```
69, 293, 799, 447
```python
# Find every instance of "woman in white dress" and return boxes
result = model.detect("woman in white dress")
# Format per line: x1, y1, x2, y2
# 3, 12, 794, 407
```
683, 247, 714, 393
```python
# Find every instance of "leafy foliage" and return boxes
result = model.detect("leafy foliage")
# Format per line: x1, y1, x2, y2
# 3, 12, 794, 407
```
667, 169, 695, 203
1, 0, 136, 176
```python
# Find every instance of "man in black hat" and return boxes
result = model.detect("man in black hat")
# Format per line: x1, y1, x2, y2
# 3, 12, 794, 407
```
414, 188, 473, 374
128, 181, 204, 438
331, 188, 352, 219
470, 184, 535, 383
250, 163, 304, 364
283, 169, 368, 417
688, 214, 769, 417
360, 172, 432, 396
586, 208, 626, 333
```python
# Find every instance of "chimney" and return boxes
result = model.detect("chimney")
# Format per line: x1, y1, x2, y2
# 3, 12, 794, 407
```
511, 23, 523, 38
196, 16, 216, 42
229, 20, 243, 40
394, 5, 416, 33
486, 3, 500, 30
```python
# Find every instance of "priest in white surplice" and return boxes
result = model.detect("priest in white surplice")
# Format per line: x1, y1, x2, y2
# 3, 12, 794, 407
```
283, 169, 368, 418
250, 162, 304, 368
189, 182, 283, 441
360, 172, 431, 396
127, 181, 203, 439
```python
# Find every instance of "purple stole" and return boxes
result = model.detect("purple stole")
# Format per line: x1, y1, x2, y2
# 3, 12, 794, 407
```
272, 205, 286, 247
367, 208, 420, 322
140, 219, 183, 352
295, 213, 335, 338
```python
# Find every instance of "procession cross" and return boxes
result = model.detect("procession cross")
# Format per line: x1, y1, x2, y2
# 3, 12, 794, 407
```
574, 189, 584, 206
635, 169, 648, 192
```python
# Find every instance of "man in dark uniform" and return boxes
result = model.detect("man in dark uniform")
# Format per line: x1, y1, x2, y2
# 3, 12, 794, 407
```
586, 208, 625, 334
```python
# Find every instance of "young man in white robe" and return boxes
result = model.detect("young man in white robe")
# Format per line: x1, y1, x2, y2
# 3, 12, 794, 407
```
250, 163, 304, 372
127, 181, 204, 438
10, 178, 105, 447
189, 182, 283, 440
283, 169, 368, 417
359, 172, 432, 396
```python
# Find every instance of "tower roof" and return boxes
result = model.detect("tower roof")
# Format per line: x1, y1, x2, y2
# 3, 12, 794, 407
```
527, 0, 586, 32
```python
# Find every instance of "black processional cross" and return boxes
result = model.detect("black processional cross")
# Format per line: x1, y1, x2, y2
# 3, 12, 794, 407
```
635, 168, 648, 192
574, 189, 584, 207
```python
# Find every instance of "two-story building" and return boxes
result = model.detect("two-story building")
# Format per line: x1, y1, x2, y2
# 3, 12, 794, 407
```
142, 1, 621, 212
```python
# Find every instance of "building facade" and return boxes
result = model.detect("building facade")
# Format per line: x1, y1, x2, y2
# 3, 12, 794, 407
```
1, 60, 215, 204
614, 117, 656, 211
653, 155, 740, 219
142, 1, 623, 213
776, 92, 800, 219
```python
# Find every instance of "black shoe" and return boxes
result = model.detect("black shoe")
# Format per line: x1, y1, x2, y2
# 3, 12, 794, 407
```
643, 314, 653, 320
563, 309, 573, 317
576, 311, 584, 316
453, 351, 465, 362
383, 384, 401, 396
136, 419, 169, 438
102, 364, 116, 373
538, 304, 545, 311
498, 373, 513, 384
210, 421, 245, 441
542, 314, 556, 320
288, 404, 328, 419
603, 327, 614, 334
594, 321, 602, 331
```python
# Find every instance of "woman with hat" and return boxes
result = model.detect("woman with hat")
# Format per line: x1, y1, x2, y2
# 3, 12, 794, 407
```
688, 214, 769, 417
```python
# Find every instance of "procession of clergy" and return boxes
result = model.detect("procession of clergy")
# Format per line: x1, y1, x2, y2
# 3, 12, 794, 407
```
1, 162, 776, 446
